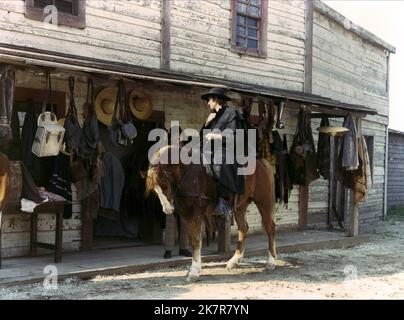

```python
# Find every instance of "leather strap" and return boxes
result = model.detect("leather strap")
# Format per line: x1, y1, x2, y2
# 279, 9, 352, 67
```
42, 71, 53, 113
68, 76, 78, 119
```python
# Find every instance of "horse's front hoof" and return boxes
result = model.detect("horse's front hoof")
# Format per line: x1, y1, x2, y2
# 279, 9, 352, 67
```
225, 263, 236, 271
185, 274, 200, 283
186, 266, 201, 283
265, 255, 276, 271
226, 254, 243, 271
265, 256, 276, 271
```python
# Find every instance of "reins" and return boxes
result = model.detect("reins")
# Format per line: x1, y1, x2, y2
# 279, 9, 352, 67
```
161, 164, 212, 207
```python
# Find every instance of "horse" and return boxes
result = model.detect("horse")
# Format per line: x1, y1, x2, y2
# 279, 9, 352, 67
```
145, 145, 276, 282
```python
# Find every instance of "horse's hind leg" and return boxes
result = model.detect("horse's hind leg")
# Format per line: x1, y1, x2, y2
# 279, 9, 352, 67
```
186, 217, 203, 282
226, 203, 249, 271
256, 201, 277, 271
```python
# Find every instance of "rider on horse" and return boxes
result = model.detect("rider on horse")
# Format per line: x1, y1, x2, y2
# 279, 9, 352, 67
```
200, 88, 246, 217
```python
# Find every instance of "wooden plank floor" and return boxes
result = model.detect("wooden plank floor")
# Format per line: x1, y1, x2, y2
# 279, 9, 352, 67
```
0, 229, 369, 287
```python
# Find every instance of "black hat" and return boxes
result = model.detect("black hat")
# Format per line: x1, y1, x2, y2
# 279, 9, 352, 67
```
201, 87, 231, 101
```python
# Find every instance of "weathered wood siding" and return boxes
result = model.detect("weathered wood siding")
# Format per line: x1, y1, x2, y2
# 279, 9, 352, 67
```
0, 0, 162, 68
312, 5, 389, 224
170, 0, 305, 91
387, 131, 404, 209
1, 69, 85, 258
0, 1, 393, 256
243, 105, 301, 232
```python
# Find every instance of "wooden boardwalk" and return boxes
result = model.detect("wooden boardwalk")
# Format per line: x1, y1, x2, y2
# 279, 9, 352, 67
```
0, 229, 369, 287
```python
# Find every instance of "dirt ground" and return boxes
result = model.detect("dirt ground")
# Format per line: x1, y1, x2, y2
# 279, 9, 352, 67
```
1, 216, 404, 300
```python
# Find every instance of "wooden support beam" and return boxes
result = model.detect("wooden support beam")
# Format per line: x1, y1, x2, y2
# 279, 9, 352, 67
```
304, 0, 313, 93
328, 136, 335, 227
298, 0, 314, 231
161, 0, 171, 70
81, 192, 98, 251
346, 117, 362, 237
81, 216, 93, 251
311, 113, 347, 119
298, 186, 309, 230
30, 212, 38, 257
308, 106, 367, 118
347, 189, 359, 237
55, 208, 63, 263
383, 53, 390, 220
218, 216, 232, 254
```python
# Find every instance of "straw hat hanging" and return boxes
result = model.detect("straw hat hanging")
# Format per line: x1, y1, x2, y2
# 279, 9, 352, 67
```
95, 87, 118, 126
128, 88, 153, 120
317, 126, 349, 137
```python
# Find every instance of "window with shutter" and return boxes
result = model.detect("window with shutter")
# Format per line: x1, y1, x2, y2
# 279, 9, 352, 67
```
231, 0, 268, 57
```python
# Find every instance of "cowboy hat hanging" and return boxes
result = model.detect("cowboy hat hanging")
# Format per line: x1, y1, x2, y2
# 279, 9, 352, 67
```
129, 88, 153, 120
317, 126, 349, 137
201, 87, 231, 101
95, 87, 118, 126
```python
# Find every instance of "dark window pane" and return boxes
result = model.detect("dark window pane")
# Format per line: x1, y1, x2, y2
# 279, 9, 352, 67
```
250, 0, 261, 6
247, 18, 257, 27
34, 0, 76, 15
247, 39, 258, 49
236, 37, 246, 47
237, 26, 246, 37
237, 2, 247, 13
248, 5, 260, 17
55, 0, 75, 15
237, 15, 246, 25
248, 28, 257, 38
34, 0, 53, 8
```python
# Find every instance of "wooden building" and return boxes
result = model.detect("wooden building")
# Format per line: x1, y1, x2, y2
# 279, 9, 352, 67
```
0, 0, 395, 259
387, 129, 404, 210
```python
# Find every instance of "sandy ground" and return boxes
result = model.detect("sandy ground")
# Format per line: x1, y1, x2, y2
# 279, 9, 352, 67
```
1, 217, 404, 300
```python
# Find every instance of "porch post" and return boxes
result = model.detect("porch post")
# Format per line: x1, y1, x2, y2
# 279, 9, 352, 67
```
161, 0, 171, 70
218, 215, 232, 254
298, 186, 309, 230
346, 117, 362, 237
299, 0, 314, 231
328, 135, 336, 227
347, 190, 359, 237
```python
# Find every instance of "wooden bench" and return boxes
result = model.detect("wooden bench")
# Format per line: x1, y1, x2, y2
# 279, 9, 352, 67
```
0, 198, 65, 269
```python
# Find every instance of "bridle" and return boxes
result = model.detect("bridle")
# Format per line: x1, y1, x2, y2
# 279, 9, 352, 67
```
159, 164, 211, 207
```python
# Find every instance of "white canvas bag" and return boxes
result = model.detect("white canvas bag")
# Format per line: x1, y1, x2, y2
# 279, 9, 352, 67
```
31, 72, 65, 157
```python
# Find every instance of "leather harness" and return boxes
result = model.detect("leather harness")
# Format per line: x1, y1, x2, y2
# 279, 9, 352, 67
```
161, 165, 212, 207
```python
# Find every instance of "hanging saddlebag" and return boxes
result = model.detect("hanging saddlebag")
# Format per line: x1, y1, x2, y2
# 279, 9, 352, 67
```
32, 72, 65, 157
32, 112, 65, 157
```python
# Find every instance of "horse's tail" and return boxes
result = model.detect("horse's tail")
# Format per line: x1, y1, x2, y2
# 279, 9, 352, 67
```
260, 159, 276, 214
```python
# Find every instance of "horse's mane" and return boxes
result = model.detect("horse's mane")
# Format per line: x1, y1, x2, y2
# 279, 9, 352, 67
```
145, 145, 182, 197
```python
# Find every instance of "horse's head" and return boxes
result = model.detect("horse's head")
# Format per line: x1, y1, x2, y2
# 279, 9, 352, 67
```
145, 146, 182, 214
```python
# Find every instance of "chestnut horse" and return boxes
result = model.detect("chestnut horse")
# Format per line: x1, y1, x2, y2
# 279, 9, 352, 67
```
146, 145, 276, 282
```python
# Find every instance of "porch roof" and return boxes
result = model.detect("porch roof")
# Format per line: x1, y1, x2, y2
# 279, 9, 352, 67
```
0, 43, 377, 117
